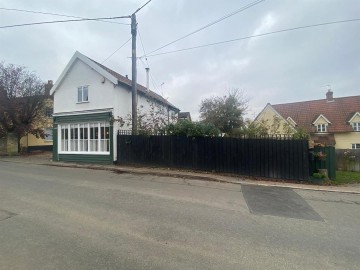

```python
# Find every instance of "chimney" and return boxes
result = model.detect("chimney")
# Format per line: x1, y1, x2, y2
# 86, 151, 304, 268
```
45, 80, 53, 96
326, 89, 334, 102
145, 67, 150, 92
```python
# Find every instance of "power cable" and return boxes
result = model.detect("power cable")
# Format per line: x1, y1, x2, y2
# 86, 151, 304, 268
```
102, 37, 132, 63
138, 27, 161, 94
138, 28, 150, 67
146, 18, 360, 57
0, 15, 131, 29
133, 0, 152, 15
144, 0, 265, 56
0, 7, 130, 25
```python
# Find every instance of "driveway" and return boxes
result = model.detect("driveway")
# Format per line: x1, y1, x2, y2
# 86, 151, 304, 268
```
0, 161, 359, 269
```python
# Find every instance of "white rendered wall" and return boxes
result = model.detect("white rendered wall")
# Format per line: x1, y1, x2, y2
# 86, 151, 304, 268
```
53, 59, 115, 114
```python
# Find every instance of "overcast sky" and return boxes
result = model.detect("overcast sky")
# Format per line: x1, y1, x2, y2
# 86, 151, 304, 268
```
1, 0, 359, 120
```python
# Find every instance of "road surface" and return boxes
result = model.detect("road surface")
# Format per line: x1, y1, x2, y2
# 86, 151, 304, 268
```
0, 161, 359, 269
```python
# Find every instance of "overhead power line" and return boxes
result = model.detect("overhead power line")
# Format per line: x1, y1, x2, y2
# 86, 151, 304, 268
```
138, 28, 150, 67
0, 15, 131, 29
138, 28, 161, 94
146, 18, 360, 57
0, 7, 130, 25
102, 37, 132, 63
144, 0, 265, 56
133, 0, 152, 14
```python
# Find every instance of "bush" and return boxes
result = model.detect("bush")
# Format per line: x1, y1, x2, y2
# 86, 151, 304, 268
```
165, 120, 220, 137
312, 172, 325, 179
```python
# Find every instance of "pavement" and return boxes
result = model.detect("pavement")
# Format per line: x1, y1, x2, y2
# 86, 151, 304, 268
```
1, 152, 360, 194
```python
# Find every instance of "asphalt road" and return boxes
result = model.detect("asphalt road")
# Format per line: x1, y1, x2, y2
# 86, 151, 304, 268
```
0, 161, 359, 270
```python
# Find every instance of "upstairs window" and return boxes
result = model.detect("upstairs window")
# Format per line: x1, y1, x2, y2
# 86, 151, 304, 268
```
77, 86, 89, 103
352, 122, 360, 132
317, 124, 327, 133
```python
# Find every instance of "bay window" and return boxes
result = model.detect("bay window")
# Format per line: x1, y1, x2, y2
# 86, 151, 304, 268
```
59, 122, 110, 154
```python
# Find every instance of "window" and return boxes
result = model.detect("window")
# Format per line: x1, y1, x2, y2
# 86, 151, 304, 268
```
44, 128, 53, 141
317, 124, 327, 132
59, 122, 110, 154
45, 107, 53, 117
352, 144, 360, 149
77, 86, 89, 103
351, 122, 360, 132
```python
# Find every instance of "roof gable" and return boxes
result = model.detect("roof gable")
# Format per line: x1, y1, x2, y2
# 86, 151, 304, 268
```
50, 51, 179, 111
312, 114, 331, 125
50, 51, 118, 95
255, 103, 284, 122
349, 112, 360, 123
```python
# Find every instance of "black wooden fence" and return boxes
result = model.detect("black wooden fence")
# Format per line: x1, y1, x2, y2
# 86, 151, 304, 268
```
117, 134, 310, 181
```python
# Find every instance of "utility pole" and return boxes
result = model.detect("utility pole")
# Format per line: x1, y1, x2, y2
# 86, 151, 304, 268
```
131, 13, 138, 134
130, 0, 151, 134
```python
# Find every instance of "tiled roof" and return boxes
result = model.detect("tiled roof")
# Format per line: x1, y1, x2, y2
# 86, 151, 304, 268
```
272, 95, 360, 133
88, 58, 179, 111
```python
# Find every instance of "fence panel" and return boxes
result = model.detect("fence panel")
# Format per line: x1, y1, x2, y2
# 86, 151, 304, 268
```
117, 134, 310, 181
335, 149, 360, 172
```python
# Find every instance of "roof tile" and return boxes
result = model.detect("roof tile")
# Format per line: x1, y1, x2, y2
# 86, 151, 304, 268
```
272, 95, 360, 133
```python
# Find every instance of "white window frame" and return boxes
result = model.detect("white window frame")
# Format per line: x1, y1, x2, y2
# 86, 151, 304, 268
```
77, 86, 89, 103
351, 122, 360, 132
44, 128, 53, 141
317, 124, 327, 133
352, 143, 360, 149
58, 122, 110, 155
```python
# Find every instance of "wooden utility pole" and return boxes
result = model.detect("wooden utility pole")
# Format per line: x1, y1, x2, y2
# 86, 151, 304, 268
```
131, 13, 138, 134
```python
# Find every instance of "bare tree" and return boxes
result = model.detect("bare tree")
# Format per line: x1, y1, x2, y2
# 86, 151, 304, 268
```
0, 62, 47, 147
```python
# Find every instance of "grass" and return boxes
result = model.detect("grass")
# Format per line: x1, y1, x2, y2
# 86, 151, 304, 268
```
332, 171, 360, 185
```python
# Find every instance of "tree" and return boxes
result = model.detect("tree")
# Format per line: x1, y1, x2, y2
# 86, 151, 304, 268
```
199, 89, 248, 134
0, 62, 47, 146
229, 119, 269, 137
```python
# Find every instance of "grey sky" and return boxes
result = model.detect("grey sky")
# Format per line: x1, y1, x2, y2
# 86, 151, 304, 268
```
1, 0, 359, 120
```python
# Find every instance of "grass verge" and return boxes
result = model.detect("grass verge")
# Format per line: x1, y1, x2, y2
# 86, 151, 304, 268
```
332, 171, 360, 185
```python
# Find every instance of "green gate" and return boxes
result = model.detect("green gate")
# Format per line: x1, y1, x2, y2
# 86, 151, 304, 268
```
309, 146, 336, 180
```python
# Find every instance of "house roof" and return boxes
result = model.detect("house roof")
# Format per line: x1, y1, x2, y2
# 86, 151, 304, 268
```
50, 51, 179, 111
271, 94, 360, 133
178, 112, 191, 119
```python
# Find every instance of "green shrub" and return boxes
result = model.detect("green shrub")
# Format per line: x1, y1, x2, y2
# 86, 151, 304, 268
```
312, 172, 325, 179
165, 120, 220, 137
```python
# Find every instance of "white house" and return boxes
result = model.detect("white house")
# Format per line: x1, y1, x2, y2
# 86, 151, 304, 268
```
50, 51, 179, 163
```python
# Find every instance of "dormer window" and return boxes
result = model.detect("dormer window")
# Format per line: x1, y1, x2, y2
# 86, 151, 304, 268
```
77, 86, 89, 103
313, 114, 331, 133
349, 112, 360, 132
317, 124, 327, 133
352, 122, 360, 131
